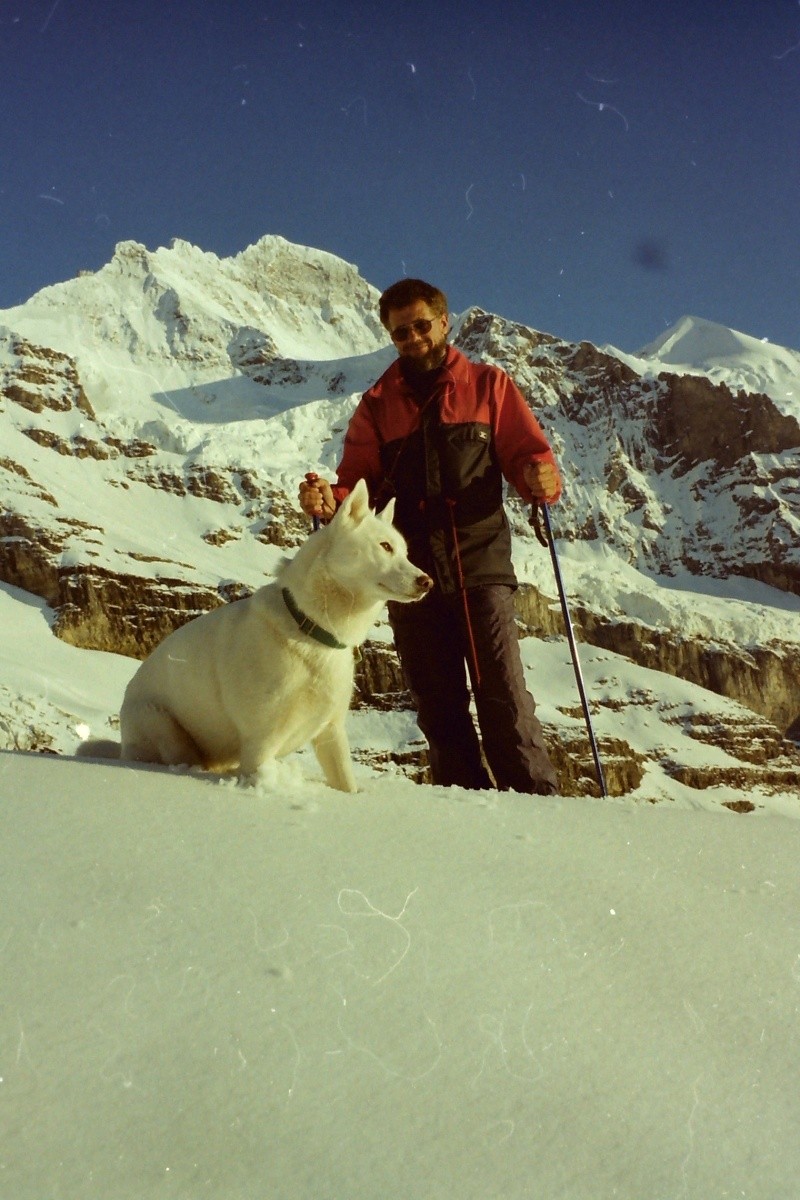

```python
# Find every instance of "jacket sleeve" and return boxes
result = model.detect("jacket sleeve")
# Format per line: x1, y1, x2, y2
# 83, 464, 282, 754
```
491, 371, 562, 504
333, 392, 383, 505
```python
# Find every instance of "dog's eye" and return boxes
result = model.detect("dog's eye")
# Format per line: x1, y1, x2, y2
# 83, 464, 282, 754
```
380, 541, 394, 554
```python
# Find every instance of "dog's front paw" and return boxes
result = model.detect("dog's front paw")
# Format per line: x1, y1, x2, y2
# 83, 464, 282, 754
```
237, 770, 260, 788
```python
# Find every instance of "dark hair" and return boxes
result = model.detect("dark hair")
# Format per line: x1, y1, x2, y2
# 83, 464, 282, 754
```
378, 278, 448, 328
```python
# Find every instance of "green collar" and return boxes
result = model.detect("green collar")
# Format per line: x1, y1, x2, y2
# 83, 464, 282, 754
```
281, 588, 348, 650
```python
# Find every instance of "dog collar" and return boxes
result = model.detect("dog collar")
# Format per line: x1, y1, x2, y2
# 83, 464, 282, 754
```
281, 588, 348, 650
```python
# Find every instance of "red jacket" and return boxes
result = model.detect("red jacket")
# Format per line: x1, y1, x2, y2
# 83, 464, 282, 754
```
335, 345, 560, 592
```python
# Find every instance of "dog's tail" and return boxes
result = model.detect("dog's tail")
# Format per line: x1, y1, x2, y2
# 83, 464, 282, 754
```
75, 738, 121, 760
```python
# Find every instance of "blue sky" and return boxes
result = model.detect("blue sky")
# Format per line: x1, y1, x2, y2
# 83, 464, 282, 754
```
1, 0, 799, 351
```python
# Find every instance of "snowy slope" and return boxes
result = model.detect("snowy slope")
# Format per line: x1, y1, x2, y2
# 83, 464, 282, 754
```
1, 751, 799, 1200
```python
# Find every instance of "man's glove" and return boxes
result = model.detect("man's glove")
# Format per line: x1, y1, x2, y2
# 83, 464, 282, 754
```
523, 461, 561, 504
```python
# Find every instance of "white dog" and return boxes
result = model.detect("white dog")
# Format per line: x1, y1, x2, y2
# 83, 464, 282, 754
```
78, 479, 432, 791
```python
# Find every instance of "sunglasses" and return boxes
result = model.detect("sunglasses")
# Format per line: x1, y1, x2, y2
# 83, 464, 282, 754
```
389, 317, 439, 343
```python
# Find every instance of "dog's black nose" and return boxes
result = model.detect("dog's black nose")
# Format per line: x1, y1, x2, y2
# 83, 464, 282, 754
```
416, 574, 433, 592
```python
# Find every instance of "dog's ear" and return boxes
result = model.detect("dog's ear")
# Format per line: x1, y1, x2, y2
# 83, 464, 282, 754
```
378, 498, 396, 525
338, 478, 371, 526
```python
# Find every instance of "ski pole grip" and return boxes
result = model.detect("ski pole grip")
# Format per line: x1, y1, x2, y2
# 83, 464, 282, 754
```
304, 472, 321, 530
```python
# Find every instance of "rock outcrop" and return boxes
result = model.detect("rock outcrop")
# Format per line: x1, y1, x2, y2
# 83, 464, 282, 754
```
512, 584, 800, 740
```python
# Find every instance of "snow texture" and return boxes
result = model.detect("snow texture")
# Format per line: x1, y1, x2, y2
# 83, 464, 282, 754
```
1, 750, 799, 1199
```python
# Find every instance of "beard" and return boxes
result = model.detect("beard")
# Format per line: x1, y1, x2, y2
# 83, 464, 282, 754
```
400, 338, 448, 374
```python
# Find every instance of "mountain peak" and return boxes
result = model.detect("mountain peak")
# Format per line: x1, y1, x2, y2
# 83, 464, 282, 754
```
632, 315, 800, 417
0, 234, 387, 364
637, 315, 766, 364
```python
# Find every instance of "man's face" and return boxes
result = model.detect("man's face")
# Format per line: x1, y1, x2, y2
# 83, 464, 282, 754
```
385, 300, 449, 373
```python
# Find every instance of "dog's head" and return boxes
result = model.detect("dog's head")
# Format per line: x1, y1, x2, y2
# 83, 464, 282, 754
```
329, 480, 432, 604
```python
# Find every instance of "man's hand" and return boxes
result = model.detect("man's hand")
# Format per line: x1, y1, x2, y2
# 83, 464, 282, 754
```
523, 461, 561, 504
298, 475, 337, 521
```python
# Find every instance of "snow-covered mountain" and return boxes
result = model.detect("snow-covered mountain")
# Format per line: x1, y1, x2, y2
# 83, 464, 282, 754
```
624, 314, 800, 417
1, 235, 798, 808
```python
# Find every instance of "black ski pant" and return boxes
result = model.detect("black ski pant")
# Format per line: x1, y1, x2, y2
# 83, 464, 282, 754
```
388, 584, 558, 795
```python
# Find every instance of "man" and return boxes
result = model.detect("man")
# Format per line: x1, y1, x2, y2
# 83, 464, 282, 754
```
299, 278, 561, 795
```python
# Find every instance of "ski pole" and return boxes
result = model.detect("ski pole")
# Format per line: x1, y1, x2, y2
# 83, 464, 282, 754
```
305, 472, 321, 531
531, 503, 608, 799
